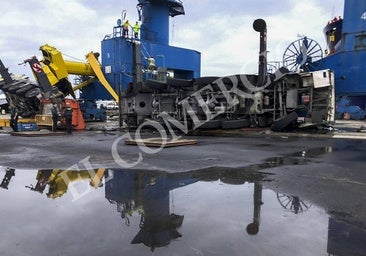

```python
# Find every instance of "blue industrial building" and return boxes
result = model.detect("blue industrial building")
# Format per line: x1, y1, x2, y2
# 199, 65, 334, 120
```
81, 0, 201, 100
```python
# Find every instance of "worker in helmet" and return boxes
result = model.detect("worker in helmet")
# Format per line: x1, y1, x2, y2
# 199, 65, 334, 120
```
64, 103, 73, 134
133, 21, 140, 39
123, 20, 130, 38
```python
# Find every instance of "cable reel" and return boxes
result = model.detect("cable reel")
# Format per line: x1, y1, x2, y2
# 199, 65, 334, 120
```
282, 37, 323, 72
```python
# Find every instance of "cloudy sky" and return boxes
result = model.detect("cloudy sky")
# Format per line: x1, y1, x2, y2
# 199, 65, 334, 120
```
0, 0, 344, 79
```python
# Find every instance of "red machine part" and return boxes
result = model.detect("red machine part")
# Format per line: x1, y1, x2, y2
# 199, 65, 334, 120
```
61, 99, 85, 130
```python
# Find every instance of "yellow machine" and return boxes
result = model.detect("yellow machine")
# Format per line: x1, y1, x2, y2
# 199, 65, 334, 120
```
27, 168, 106, 199
38, 44, 119, 102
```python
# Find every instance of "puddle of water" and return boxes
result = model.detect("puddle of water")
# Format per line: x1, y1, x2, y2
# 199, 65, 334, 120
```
0, 167, 364, 256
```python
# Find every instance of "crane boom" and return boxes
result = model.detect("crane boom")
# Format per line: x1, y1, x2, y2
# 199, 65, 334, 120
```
38, 44, 118, 102
86, 52, 119, 102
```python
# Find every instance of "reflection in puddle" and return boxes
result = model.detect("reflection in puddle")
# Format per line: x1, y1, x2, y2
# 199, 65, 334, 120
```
0, 166, 365, 256
0, 167, 15, 190
277, 193, 311, 214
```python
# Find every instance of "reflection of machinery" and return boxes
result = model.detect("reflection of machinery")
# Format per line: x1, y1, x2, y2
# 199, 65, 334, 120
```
105, 170, 193, 251
104, 168, 271, 250
27, 169, 105, 199
0, 167, 15, 190
276, 193, 311, 214
131, 176, 185, 250
246, 182, 263, 235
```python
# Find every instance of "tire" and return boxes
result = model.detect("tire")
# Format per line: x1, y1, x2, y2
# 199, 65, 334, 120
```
25, 88, 41, 98
198, 119, 221, 129
2, 80, 25, 92
15, 83, 35, 96
221, 119, 251, 129
2, 83, 14, 92
7, 82, 29, 94
270, 111, 298, 132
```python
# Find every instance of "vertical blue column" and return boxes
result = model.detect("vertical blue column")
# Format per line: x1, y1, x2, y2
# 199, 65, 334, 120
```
139, 1, 170, 45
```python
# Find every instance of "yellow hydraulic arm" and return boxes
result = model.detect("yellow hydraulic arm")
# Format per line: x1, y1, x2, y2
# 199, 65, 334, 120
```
85, 52, 119, 102
39, 44, 119, 102
37, 168, 106, 199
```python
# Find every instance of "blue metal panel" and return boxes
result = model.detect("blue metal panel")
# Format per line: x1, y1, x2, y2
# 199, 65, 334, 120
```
81, 36, 136, 99
79, 81, 106, 100
17, 123, 37, 131
141, 41, 201, 79
343, 0, 366, 35
320, 50, 365, 96
88, 36, 134, 95
101, 37, 134, 92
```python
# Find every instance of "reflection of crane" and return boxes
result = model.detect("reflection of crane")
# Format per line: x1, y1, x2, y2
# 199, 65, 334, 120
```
26, 169, 105, 199
0, 168, 15, 190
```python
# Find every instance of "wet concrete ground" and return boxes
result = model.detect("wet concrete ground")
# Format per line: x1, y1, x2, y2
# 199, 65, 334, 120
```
0, 127, 366, 255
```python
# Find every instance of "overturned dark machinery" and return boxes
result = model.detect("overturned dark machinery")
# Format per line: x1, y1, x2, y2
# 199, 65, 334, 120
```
0, 59, 41, 117
122, 19, 335, 131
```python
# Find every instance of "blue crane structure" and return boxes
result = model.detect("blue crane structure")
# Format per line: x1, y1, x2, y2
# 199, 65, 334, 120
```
317, 0, 366, 112
81, 0, 201, 100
